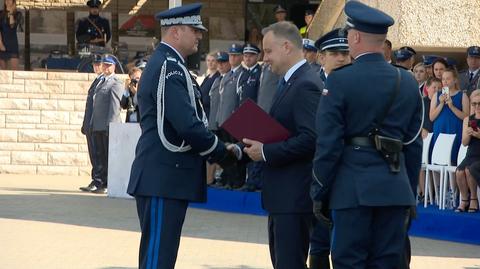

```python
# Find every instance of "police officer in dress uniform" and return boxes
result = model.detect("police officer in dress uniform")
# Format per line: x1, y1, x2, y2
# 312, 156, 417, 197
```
79, 54, 103, 192
215, 43, 247, 189
207, 51, 230, 185
76, 0, 111, 47
236, 44, 263, 192
394, 46, 416, 71
89, 54, 123, 194
459, 46, 480, 96
303, 38, 321, 73
237, 43, 262, 104
315, 29, 350, 84
127, 4, 236, 269
306, 28, 350, 269
311, 2, 422, 269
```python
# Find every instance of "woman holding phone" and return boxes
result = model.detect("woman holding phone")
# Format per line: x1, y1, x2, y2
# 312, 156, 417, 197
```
455, 90, 480, 212
430, 68, 469, 165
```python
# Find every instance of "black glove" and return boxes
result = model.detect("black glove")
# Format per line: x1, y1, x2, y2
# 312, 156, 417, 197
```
212, 148, 238, 168
313, 201, 332, 228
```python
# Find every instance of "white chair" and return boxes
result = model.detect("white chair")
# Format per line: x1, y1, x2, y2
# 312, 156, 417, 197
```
424, 133, 456, 208
421, 133, 433, 169
418, 133, 433, 203
442, 145, 468, 210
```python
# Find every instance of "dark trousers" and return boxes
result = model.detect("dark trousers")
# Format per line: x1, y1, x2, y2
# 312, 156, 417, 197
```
92, 130, 109, 187
331, 206, 407, 269
85, 131, 98, 180
246, 162, 263, 189
309, 219, 331, 257
268, 213, 314, 269
135, 196, 188, 269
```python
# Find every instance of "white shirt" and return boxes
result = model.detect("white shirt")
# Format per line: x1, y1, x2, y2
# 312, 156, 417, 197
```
231, 64, 241, 73
469, 68, 480, 79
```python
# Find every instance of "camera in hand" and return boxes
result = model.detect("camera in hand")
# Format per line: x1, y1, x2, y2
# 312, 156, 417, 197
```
130, 79, 138, 86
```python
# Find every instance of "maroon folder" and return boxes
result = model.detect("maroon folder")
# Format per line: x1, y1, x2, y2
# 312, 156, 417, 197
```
220, 99, 290, 144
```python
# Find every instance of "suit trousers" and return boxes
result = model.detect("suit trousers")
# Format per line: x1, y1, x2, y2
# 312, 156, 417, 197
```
331, 206, 408, 269
268, 213, 314, 269
309, 218, 331, 257
135, 196, 188, 269
85, 131, 99, 180
92, 131, 109, 187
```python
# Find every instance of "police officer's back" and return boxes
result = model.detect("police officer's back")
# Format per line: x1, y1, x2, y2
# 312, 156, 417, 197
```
311, 2, 422, 268
76, 0, 111, 47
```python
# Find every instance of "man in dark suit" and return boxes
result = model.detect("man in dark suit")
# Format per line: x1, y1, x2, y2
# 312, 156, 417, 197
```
89, 54, 123, 194
311, 2, 422, 269
79, 54, 103, 192
241, 21, 322, 269
127, 4, 235, 269
459, 46, 480, 96
76, 0, 111, 47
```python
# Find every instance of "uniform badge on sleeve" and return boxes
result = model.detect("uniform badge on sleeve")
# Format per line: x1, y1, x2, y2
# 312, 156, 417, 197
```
166, 70, 183, 80
322, 88, 329, 96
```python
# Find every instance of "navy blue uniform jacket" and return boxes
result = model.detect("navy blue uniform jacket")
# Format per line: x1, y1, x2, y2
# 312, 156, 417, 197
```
261, 63, 322, 214
311, 53, 422, 209
127, 43, 226, 202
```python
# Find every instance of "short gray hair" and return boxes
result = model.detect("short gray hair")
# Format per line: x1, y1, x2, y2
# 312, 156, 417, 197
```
261, 21, 302, 49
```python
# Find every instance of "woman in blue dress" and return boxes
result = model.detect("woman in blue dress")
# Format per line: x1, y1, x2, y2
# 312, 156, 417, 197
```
0, 0, 23, 70
430, 68, 469, 165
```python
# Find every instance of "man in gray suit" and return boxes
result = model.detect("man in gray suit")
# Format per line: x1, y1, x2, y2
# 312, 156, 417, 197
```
90, 54, 123, 194
215, 43, 246, 189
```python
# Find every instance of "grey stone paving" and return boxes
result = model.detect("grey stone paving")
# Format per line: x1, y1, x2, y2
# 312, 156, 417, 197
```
0, 175, 479, 269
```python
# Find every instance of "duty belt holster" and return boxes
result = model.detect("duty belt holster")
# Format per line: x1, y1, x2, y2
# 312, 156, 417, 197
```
364, 68, 403, 173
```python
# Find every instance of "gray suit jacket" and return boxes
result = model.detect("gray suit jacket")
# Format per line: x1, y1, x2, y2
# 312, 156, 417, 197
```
91, 74, 124, 132
208, 74, 223, 131
257, 64, 280, 113
216, 66, 244, 126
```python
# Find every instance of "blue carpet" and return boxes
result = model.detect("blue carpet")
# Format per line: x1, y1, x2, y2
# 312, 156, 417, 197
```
192, 187, 480, 245
410, 205, 480, 245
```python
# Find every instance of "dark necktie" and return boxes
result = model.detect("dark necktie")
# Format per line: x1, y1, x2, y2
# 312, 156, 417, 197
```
277, 78, 286, 94
470, 72, 474, 82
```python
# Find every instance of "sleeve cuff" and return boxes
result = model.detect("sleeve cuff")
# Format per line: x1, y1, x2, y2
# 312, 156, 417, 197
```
261, 145, 266, 162
199, 135, 219, 156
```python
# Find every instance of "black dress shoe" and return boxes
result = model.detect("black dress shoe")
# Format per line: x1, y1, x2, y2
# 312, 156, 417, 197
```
79, 181, 96, 192
90, 186, 107, 194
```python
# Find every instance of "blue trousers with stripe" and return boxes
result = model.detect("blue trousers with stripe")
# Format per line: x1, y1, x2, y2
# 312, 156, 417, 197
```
135, 196, 188, 269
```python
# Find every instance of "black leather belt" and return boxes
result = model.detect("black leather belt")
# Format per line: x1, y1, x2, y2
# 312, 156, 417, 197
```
345, 137, 374, 147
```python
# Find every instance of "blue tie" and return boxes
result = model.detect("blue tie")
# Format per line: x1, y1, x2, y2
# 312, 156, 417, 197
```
277, 78, 286, 94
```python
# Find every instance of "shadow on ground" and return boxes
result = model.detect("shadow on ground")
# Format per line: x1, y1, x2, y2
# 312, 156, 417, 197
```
0, 187, 267, 244
1, 186, 480, 259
